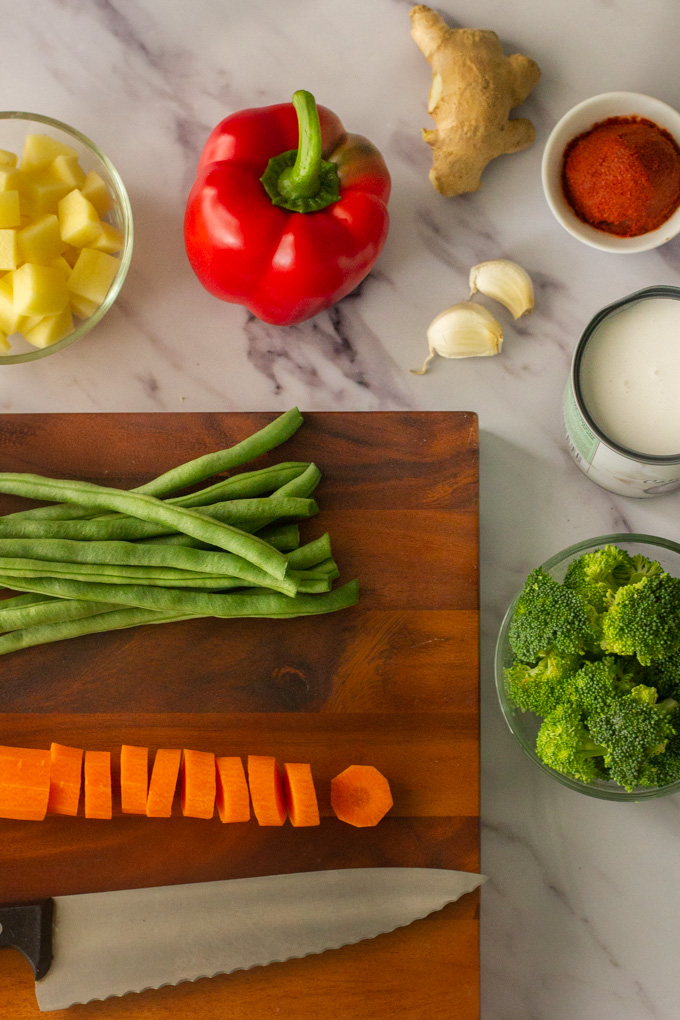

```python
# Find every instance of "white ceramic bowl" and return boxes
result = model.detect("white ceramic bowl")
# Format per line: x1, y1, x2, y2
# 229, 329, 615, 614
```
541, 91, 680, 253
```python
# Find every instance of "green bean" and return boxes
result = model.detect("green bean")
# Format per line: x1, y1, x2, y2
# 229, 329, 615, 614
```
286, 533, 332, 570
255, 523, 300, 552
0, 592, 54, 611
166, 462, 309, 508
0, 596, 118, 634
0, 574, 359, 618
0, 607, 202, 656
0, 475, 289, 580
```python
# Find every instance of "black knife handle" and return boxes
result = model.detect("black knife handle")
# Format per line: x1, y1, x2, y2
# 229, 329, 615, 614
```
0, 899, 53, 979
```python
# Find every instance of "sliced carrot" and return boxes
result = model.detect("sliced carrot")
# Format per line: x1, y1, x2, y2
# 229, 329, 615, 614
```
247, 755, 287, 826
330, 765, 393, 827
181, 749, 216, 819
146, 748, 182, 818
120, 744, 148, 815
0, 745, 51, 821
47, 742, 83, 816
215, 756, 250, 823
84, 750, 112, 819
282, 763, 320, 827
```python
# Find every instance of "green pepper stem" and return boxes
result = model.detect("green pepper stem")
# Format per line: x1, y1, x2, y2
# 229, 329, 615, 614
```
278, 91, 322, 200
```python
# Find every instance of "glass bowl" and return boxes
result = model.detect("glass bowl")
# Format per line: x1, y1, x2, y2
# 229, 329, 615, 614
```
495, 533, 680, 801
0, 112, 133, 363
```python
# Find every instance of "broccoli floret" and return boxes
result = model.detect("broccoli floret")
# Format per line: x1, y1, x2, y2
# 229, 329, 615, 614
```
600, 574, 680, 665
618, 553, 664, 586
509, 568, 601, 663
569, 656, 641, 718
504, 652, 581, 715
642, 653, 680, 700
588, 691, 678, 791
535, 704, 607, 783
638, 731, 680, 787
563, 545, 634, 611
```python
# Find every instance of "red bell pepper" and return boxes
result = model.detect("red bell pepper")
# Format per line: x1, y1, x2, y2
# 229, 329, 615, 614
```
184, 90, 391, 326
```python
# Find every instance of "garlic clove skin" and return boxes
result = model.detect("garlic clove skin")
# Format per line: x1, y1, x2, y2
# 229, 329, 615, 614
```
468, 259, 534, 319
411, 301, 503, 374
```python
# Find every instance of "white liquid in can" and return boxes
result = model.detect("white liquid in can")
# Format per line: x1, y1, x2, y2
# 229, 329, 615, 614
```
580, 297, 680, 456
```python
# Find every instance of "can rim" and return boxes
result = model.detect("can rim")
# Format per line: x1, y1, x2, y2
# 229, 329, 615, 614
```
572, 285, 680, 464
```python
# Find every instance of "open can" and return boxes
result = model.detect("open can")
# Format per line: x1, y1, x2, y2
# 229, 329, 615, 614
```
563, 285, 680, 497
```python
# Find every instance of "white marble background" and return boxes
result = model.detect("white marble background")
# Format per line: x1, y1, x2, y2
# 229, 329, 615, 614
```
2, 0, 680, 1016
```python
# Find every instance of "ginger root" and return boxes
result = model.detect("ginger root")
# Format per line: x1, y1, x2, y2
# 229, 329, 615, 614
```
410, 5, 541, 196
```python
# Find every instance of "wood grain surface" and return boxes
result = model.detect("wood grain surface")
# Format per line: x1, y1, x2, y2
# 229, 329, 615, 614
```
0, 411, 480, 1019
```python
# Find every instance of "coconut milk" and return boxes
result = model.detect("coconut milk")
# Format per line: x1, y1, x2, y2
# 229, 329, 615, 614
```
564, 287, 680, 496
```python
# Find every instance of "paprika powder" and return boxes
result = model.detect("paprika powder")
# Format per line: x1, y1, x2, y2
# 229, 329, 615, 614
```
562, 116, 680, 237
184, 90, 391, 326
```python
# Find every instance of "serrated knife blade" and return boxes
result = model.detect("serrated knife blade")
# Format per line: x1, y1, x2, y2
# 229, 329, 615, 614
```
0, 867, 486, 1011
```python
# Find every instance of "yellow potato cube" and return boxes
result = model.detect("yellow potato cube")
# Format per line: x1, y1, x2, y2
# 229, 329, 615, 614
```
67, 248, 119, 308
0, 167, 29, 197
24, 306, 74, 349
0, 273, 23, 333
49, 154, 86, 190
20, 134, 78, 174
81, 170, 113, 216
0, 151, 17, 169
58, 189, 102, 247
0, 230, 18, 271
50, 255, 72, 280
69, 292, 99, 319
18, 214, 67, 265
0, 191, 20, 229
13, 263, 69, 317
23, 172, 71, 217
90, 221, 124, 255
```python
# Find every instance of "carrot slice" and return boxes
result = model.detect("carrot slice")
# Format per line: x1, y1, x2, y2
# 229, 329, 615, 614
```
146, 748, 182, 818
120, 744, 148, 815
181, 749, 216, 819
330, 765, 393, 827
48, 742, 83, 816
216, 756, 250, 823
0, 745, 50, 820
283, 763, 320, 827
247, 755, 287, 826
84, 749, 112, 819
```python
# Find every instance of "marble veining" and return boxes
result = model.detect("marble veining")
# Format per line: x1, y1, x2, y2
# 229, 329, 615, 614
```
1, 0, 680, 1016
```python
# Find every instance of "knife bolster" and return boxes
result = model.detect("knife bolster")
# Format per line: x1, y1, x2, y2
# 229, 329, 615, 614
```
0, 899, 53, 979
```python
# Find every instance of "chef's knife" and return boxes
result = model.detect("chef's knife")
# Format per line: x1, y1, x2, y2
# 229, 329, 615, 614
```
0, 867, 486, 1012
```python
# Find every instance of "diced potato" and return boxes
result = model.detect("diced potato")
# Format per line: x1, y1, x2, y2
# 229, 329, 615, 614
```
18, 214, 66, 265
0, 230, 18, 271
57, 189, 102, 247
67, 248, 119, 308
0, 191, 20, 229
49, 154, 86, 190
0, 273, 23, 333
0, 167, 28, 197
0, 150, 17, 169
20, 134, 78, 174
69, 292, 99, 319
24, 306, 73, 349
90, 221, 124, 255
50, 255, 72, 280
13, 263, 69, 317
23, 172, 71, 217
81, 171, 113, 216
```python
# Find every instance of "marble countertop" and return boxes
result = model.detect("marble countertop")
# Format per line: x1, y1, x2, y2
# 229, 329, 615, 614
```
3, 0, 680, 1016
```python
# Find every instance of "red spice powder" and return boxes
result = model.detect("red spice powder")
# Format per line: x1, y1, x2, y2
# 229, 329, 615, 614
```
562, 116, 680, 237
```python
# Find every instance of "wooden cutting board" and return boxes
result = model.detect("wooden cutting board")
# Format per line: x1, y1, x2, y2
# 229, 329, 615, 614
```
0, 411, 480, 1020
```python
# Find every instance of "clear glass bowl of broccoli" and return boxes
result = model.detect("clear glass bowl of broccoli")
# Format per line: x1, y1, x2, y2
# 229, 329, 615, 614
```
495, 533, 680, 801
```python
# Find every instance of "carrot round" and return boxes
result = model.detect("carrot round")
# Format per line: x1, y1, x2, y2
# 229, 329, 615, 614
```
283, 763, 320, 827
181, 749, 216, 819
146, 748, 182, 818
247, 755, 287, 826
48, 742, 83, 816
120, 744, 149, 815
330, 765, 393, 827
216, 756, 250, 823
84, 749, 112, 819
0, 745, 51, 820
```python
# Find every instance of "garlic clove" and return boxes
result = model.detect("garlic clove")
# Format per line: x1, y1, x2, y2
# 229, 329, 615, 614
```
468, 259, 534, 319
411, 301, 503, 374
